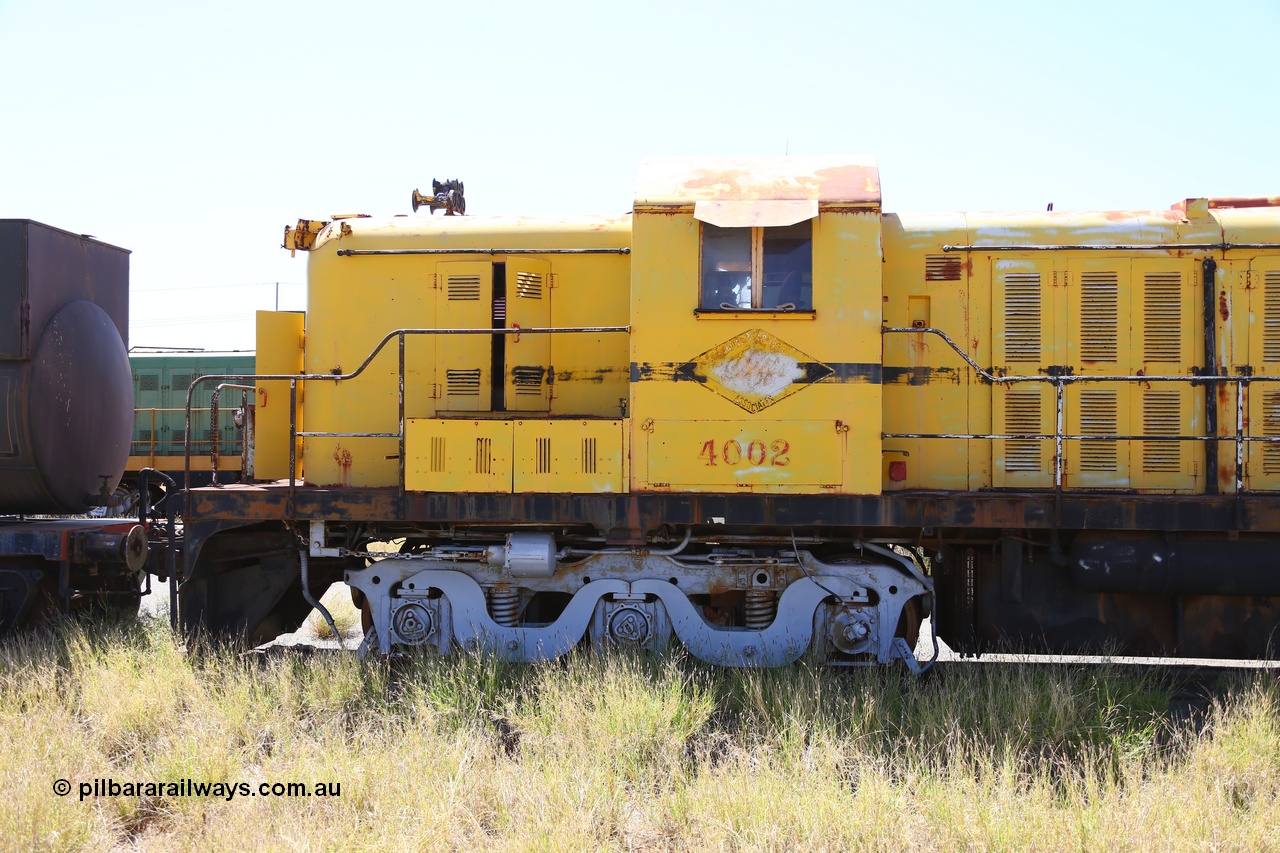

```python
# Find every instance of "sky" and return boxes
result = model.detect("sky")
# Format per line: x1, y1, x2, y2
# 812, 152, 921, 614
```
1, 0, 1277, 351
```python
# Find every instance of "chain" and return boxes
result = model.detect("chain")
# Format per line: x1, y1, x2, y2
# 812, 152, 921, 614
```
338, 548, 492, 563
338, 549, 441, 561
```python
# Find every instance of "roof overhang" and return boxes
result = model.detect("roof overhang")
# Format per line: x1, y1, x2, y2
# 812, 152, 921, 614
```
693, 199, 818, 228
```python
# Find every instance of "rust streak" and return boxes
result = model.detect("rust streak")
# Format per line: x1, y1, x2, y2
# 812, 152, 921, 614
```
333, 445, 353, 487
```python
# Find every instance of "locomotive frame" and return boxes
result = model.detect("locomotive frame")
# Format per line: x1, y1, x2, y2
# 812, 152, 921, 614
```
169, 157, 1280, 664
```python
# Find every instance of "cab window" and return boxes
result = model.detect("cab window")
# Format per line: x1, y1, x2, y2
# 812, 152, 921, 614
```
700, 221, 812, 311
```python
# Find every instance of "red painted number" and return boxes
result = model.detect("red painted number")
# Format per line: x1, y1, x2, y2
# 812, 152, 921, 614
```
723, 440, 742, 465
698, 440, 717, 467
771, 439, 790, 466
699, 439, 791, 467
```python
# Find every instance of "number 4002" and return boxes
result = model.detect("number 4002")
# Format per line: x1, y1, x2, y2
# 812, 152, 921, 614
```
698, 439, 790, 467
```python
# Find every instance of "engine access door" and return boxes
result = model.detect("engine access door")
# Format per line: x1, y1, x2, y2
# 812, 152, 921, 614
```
436, 261, 492, 412
504, 257, 551, 412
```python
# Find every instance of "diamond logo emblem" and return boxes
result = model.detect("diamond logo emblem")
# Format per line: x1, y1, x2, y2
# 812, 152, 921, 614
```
689, 328, 832, 413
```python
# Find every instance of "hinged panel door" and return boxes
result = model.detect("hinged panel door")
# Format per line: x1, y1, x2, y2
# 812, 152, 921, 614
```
436, 261, 493, 412
513, 419, 625, 493
1247, 260, 1280, 491
992, 258, 1056, 488
133, 368, 164, 456
1065, 259, 1130, 488
504, 258, 552, 412
1131, 259, 1202, 491
405, 418, 513, 493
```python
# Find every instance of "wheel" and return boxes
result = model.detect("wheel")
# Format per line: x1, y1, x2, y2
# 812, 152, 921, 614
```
895, 595, 923, 652
350, 585, 373, 635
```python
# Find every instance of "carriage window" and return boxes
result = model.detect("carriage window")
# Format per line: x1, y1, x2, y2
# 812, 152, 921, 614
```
700, 221, 812, 310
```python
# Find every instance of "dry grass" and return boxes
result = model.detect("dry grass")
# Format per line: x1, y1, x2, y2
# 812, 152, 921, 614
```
1, 615, 1278, 852
303, 583, 362, 642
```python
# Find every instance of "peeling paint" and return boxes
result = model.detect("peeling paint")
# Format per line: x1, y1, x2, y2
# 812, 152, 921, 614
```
684, 329, 833, 413
882, 366, 963, 386
707, 348, 804, 398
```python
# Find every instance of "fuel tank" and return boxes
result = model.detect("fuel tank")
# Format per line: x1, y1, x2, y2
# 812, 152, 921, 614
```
0, 221, 132, 513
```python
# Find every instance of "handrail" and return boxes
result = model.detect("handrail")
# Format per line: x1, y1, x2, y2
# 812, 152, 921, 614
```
208, 384, 256, 484
882, 326, 1280, 385
181, 324, 631, 515
882, 326, 1280, 494
131, 406, 244, 459
941, 242, 1280, 253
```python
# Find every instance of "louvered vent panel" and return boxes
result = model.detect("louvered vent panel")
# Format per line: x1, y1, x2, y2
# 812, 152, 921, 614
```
475, 438, 492, 475
925, 254, 963, 281
1003, 274, 1042, 362
1080, 272, 1118, 362
511, 366, 544, 395
171, 374, 193, 391
447, 275, 481, 300
493, 297, 507, 323
430, 437, 446, 473
446, 369, 481, 396
516, 271, 543, 299
138, 375, 160, 392
536, 437, 551, 474
1142, 391, 1182, 473
1263, 390, 1280, 475
582, 437, 597, 474
1265, 272, 1280, 363
1004, 391, 1043, 472
171, 429, 187, 444
1143, 272, 1182, 362
1078, 390, 1118, 472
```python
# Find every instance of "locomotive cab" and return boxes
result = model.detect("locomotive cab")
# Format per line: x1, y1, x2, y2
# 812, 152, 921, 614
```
628, 156, 884, 494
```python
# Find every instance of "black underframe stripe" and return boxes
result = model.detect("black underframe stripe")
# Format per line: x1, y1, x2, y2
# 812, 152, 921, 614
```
630, 362, 882, 384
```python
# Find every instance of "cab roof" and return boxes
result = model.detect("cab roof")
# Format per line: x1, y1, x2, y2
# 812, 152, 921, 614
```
634, 155, 880, 209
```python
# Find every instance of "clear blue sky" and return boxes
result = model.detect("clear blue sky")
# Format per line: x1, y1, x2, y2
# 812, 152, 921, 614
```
1, 0, 1276, 350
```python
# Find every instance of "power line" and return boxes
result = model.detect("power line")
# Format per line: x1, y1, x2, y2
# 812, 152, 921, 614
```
132, 314, 260, 327
132, 281, 301, 294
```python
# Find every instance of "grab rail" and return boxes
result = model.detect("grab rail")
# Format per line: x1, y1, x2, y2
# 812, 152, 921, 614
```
882, 326, 1280, 496
180, 324, 630, 515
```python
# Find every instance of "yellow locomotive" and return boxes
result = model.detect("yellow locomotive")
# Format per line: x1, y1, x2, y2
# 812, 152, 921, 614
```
177, 157, 1280, 664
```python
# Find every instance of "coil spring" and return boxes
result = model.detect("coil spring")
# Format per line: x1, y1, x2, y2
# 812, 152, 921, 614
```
744, 589, 777, 630
488, 585, 520, 627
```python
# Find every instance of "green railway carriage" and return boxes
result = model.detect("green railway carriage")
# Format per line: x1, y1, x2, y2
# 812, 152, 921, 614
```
127, 352, 255, 486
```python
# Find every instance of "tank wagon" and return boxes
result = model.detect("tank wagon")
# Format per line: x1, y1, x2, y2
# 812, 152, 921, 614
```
176, 158, 1280, 665
0, 221, 149, 630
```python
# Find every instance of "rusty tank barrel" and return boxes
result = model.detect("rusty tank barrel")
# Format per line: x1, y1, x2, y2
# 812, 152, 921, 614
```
0, 221, 132, 513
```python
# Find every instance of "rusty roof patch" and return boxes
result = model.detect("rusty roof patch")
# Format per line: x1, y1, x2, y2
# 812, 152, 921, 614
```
635, 156, 880, 208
